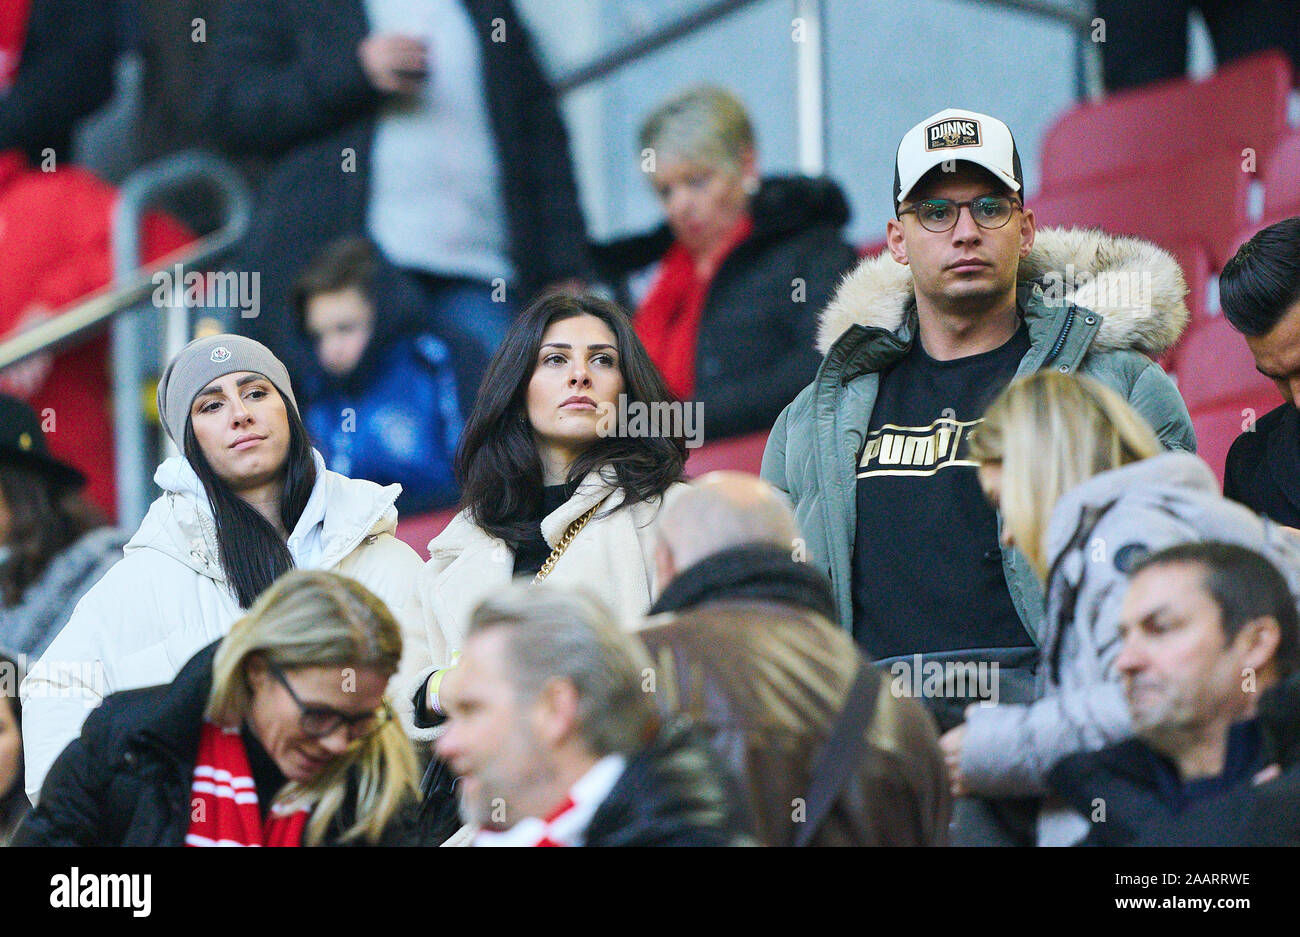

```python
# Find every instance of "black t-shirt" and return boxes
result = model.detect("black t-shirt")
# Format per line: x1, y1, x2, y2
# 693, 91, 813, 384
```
851, 323, 1032, 659
512, 482, 580, 576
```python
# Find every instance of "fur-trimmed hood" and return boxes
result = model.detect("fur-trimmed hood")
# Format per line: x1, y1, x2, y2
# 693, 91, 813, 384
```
816, 227, 1189, 357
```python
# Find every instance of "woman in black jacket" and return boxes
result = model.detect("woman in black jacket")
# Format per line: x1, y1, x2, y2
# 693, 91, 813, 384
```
594, 84, 859, 440
14, 570, 427, 847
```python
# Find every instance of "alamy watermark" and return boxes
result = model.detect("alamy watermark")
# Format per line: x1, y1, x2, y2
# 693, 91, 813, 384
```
151, 264, 261, 319
596, 393, 705, 449
888, 654, 1000, 707
1, 654, 106, 699
1039, 263, 1152, 315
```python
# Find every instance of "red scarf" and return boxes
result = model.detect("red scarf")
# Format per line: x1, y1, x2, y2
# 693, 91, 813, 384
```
634, 215, 753, 400
0, 0, 32, 92
186, 722, 313, 847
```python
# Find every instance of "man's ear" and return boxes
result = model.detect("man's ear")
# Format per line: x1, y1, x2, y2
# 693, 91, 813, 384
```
1238, 615, 1283, 679
886, 217, 908, 265
534, 677, 582, 747
738, 145, 758, 184
1018, 205, 1037, 258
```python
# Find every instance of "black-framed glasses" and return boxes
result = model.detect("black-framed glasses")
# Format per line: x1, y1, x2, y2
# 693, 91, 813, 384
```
269, 664, 391, 740
898, 195, 1022, 233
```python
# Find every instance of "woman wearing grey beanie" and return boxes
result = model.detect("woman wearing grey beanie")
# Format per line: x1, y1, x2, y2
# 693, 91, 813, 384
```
19, 335, 433, 803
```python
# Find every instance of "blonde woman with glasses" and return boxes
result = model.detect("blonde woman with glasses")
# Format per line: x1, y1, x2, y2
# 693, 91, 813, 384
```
946, 370, 1300, 845
14, 570, 425, 847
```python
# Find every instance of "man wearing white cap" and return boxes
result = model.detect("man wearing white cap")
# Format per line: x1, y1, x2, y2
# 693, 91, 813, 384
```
761, 108, 1194, 837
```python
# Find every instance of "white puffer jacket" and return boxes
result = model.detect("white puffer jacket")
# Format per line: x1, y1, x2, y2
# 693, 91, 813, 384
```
21, 451, 431, 803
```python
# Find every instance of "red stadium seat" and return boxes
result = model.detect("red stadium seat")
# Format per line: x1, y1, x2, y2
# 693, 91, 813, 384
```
1167, 239, 1213, 340
1030, 149, 1254, 269
1173, 314, 1277, 414
1155, 239, 1208, 374
1040, 51, 1293, 192
1263, 130, 1300, 219
1190, 388, 1284, 486
858, 237, 886, 259
395, 505, 459, 556
686, 429, 770, 477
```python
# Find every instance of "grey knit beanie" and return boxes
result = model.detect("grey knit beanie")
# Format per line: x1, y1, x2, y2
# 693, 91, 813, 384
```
156, 334, 299, 445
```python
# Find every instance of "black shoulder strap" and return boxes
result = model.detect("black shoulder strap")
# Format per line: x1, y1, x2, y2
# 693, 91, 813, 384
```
795, 661, 882, 847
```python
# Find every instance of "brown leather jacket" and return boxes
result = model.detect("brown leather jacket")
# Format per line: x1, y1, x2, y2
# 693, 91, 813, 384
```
635, 545, 951, 846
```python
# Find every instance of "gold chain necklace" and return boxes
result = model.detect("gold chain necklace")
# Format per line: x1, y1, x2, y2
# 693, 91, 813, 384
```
532, 505, 599, 584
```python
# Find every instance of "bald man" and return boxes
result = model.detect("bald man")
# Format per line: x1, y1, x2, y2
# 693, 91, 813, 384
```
636, 471, 950, 846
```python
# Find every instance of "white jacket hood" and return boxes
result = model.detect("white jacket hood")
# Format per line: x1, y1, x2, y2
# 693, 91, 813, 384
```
816, 226, 1190, 357
131, 449, 402, 579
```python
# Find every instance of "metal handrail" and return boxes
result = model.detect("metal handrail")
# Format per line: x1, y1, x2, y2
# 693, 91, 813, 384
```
0, 230, 239, 371
0, 150, 253, 526
0, 151, 252, 370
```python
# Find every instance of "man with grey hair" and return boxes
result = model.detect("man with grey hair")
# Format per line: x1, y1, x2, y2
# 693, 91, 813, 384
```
639, 471, 950, 846
434, 583, 748, 846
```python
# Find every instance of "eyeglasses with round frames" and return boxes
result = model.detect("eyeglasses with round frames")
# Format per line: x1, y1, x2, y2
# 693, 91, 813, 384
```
269, 664, 391, 740
898, 195, 1022, 233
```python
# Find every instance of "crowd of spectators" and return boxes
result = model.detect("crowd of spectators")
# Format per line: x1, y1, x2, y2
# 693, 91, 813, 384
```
3, 1, 1300, 850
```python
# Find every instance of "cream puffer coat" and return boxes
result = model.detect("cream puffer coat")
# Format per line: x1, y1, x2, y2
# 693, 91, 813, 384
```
21, 451, 431, 803
419, 468, 683, 668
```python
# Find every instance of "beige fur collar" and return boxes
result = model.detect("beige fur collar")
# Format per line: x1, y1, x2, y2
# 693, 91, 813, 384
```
816, 226, 1189, 357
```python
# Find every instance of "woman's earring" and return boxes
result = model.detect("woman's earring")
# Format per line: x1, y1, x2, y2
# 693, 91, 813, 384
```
742, 175, 760, 196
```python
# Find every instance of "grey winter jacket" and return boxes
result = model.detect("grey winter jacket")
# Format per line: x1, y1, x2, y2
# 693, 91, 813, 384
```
961, 452, 1300, 845
0, 527, 128, 661
760, 228, 1197, 704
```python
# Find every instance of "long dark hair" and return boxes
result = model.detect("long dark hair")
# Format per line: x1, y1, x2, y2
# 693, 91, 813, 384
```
0, 651, 26, 838
0, 464, 105, 607
457, 293, 687, 544
183, 388, 317, 609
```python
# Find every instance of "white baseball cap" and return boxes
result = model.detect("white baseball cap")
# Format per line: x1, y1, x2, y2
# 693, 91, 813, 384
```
893, 107, 1023, 207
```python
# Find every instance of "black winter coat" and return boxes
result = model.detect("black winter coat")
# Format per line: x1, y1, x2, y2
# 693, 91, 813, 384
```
593, 176, 858, 440
1224, 402, 1300, 529
0, 0, 116, 166
202, 0, 591, 393
1046, 720, 1268, 847
583, 718, 751, 847
13, 642, 427, 847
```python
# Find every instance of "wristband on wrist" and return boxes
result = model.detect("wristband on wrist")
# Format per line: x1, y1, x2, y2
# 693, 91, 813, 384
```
425, 654, 460, 716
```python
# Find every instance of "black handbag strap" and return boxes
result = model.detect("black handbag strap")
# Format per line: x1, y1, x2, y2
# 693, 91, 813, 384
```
794, 662, 882, 847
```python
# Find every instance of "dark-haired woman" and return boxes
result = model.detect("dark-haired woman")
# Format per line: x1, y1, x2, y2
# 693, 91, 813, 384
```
0, 394, 126, 661
20, 335, 430, 804
416, 294, 687, 708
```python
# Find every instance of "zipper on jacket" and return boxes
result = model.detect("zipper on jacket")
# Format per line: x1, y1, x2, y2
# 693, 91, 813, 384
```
1041, 305, 1078, 370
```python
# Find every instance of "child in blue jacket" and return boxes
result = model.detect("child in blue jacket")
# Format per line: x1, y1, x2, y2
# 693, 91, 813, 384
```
296, 237, 479, 514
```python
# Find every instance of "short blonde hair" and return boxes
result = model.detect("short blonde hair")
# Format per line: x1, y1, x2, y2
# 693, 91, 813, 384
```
207, 570, 418, 846
967, 371, 1163, 580
639, 84, 755, 170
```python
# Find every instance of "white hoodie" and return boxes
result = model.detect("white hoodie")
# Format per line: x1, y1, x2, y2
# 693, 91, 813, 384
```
20, 451, 432, 803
